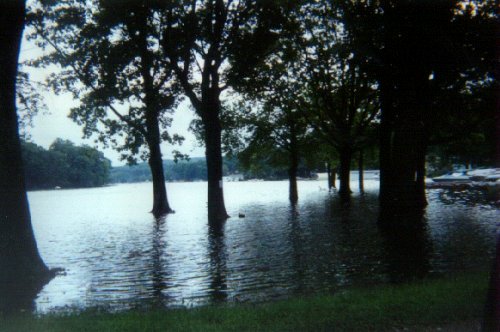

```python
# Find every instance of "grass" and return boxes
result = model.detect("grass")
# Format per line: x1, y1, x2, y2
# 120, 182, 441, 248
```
0, 273, 489, 332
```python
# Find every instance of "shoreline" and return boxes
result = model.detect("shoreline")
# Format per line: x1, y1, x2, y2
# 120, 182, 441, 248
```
1, 272, 490, 332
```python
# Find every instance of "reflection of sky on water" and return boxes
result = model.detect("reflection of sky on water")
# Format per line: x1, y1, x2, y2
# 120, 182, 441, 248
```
21, 180, 498, 313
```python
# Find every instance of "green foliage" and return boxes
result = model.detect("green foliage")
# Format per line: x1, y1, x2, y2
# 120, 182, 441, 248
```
16, 70, 48, 140
26, 0, 181, 163
301, 0, 380, 153
0, 273, 488, 332
21, 139, 111, 189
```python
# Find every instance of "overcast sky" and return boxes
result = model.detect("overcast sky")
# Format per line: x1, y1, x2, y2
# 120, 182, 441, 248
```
19, 31, 206, 167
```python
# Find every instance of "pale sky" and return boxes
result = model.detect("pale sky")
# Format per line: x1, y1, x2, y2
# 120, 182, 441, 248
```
19, 32, 205, 167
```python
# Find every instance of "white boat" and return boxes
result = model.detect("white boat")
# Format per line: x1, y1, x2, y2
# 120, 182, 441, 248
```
467, 168, 500, 182
432, 172, 471, 183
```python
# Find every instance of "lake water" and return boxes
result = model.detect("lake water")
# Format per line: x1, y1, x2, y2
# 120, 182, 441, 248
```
25, 180, 499, 313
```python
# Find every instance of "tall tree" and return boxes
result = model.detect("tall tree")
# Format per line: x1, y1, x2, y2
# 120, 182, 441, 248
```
373, 0, 496, 215
0, 0, 50, 288
28, 0, 182, 217
239, 100, 311, 204
161, 0, 295, 221
303, 0, 379, 197
232, 24, 311, 204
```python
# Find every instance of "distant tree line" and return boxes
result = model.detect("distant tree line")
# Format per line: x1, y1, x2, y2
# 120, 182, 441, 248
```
110, 156, 331, 183
21, 139, 111, 190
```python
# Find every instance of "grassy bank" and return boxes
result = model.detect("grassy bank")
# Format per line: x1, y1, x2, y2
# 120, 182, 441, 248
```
1, 273, 489, 331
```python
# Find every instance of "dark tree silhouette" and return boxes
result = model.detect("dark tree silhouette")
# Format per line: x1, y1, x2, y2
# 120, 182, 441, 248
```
28, 0, 182, 217
0, 0, 50, 293
302, 1, 379, 198
238, 100, 310, 205
376, 1, 496, 215
162, 0, 294, 222
233, 36, 311, 204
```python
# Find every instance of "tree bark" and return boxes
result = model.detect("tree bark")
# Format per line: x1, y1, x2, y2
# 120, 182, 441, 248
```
331, 166, 336, 188
326, 162, 332, 190
358, 149, 364, 193
379, 3, 431, 218
288, 146, 299, 205
338, 147, 352, 196
0, 0, 50, 284
378, 71, 395, 210
203, 108, 229, 222
415, 143, 428, 208
146, 134, 173, 218
137, 17, 173, 218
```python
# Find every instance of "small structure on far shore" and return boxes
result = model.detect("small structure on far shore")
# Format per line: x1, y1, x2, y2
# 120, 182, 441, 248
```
223, 173, 245, 182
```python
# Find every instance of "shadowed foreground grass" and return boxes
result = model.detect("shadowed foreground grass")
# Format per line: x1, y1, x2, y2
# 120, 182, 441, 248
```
0, 273, 489, 332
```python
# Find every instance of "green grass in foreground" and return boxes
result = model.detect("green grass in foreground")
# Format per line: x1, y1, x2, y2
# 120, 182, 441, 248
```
0, 273, 489, 332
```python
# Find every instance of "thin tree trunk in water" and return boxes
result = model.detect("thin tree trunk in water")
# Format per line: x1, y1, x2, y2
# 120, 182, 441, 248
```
415, 144, 427, 207
0, 0, 49, 283
331, 167, 336, 188
326, 162, 332, 190
358, 149, 364, 193
338, 147, 352, 196
204, 113, 229, 222
288, 148, 299, 204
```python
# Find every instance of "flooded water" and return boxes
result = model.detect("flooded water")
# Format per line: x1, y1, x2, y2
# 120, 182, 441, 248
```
23, 180, 499, 313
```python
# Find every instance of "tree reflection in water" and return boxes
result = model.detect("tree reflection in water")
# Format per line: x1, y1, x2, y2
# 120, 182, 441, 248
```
207, 221, 228, 303
151, 216, 168, 307
378, 208, 433, 283
0, 279, 43, 314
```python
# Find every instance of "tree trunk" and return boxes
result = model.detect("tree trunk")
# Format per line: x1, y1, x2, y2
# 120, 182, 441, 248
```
358, 149, 364, 193
203, 111, 229, 222
288, 148, 299, 205
379, 5, 431, 218
0, 0, 50, 284
147, 135, 172, 217
338, 147, 352, 196
331, 166, 336, 188
379, 70, 429, 216
415, 144, 428, 208
378, 72, 395, 210
138, 16, 173, 219
327, 162, 336, 189
326, 162, 332, 190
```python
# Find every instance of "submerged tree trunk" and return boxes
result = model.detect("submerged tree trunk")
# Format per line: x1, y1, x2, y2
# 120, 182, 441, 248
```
0, 0, 50, 284
358, 149, 364, 193
203, 108, 229, 222
378, 71, 395, 211
415, 144, 428, 208
379, 5, 431, 219
326, 162, 332, 190
326, 162, 336, 190
288, 145, 299, 205
338, 147, 352, 196
146, 134, 172, 218
331, 166, 336, 188
138, 16, 173, 219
